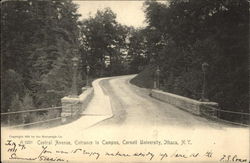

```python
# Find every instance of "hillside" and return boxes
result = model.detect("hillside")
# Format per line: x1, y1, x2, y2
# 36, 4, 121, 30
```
130, 65, 156, 89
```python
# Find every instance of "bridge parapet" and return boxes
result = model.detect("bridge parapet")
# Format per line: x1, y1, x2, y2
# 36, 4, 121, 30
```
150, 89, 218, 116
61, 86, 93, 123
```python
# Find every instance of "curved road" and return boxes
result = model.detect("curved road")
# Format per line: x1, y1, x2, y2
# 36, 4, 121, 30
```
2, 75, 249, 163
95, 75, 228, 129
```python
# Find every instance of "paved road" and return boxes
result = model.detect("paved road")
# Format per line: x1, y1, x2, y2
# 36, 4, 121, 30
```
95, 75, 228, 129
2, 75, 249, 163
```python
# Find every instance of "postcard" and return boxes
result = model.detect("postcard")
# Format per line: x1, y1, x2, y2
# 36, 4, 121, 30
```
1, 0, 249, 162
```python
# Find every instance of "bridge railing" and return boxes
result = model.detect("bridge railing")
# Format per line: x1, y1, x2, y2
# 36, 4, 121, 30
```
200, 105, 250, 127
1, 103, 78, 129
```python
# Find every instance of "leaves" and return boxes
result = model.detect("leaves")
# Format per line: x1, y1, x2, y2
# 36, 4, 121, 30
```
79, 8, 129, 77
141, 0, 248, 112
2, 0, 81, 111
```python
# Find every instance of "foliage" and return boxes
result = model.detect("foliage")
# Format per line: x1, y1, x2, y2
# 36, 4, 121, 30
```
138, 0, 249, 115
1, 0, 81, 114
126, 28, 149, 73
79, 8, 130, 77
2, 69, 25, 113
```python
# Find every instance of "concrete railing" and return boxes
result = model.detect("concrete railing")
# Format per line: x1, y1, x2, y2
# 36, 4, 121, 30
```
150, 89, 218, 115
61, 86, 93, 123
0, 87, 94, 128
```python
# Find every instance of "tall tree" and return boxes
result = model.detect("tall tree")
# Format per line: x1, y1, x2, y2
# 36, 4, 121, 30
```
141, 0, 249, 117
126, 28, 149, 73
1, 0, 81, 112
79, 8, 129, 77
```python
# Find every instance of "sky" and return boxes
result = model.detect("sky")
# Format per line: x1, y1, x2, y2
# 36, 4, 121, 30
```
73, 1, 147, 28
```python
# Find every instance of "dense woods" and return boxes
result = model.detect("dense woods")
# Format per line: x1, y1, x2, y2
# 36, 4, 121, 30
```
1, 0, 248, 124
1, 0, 81, 116
131, 0, 249, 122
79, 8, 131, 77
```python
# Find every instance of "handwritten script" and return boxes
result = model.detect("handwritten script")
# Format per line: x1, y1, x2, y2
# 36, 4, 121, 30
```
3, 140, 249, 162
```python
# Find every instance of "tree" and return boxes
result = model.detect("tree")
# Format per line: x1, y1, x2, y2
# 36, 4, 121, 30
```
1, 69, 24, 113
141, 0, 248, 117
1, 0, 82, 113
79, 8, 129, 77
126, 28, 148, 73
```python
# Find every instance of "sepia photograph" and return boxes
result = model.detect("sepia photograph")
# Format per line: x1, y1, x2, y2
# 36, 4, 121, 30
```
1, 0, 249, 162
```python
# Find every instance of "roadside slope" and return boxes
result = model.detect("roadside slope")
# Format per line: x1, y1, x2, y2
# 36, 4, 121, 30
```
130, 65, 156, 89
